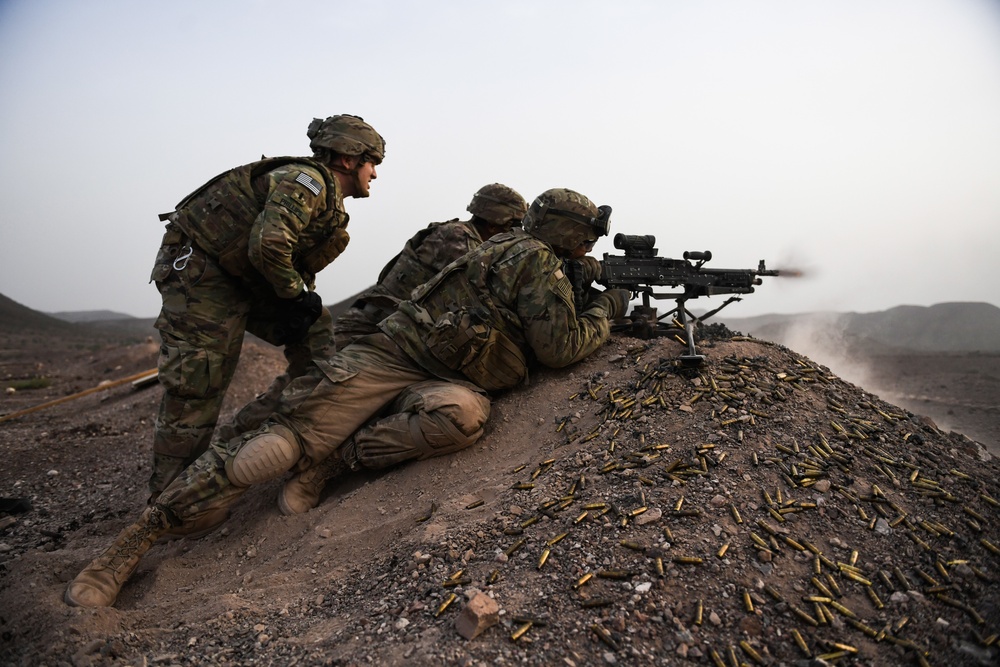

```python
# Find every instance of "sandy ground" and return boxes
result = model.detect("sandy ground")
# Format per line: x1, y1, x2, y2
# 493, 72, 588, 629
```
1, 329, 999, 666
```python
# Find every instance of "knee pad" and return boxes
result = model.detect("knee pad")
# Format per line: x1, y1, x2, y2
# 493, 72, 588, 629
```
225, 424, 302, 487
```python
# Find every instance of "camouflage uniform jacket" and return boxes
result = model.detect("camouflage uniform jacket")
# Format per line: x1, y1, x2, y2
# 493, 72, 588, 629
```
379, 228, 614, 390
161, 156, 348, 299
342, 219, 484, 323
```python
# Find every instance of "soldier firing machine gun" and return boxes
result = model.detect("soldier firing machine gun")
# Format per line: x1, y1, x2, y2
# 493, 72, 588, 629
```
595, 233, 782, 365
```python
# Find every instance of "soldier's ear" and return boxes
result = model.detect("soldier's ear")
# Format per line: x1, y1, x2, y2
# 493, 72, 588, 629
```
330, 154, 359, 172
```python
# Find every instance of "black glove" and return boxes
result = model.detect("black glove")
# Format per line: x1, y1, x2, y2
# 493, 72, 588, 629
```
564, 257, 605, 312
576, 256, 603, 283
276, 290, 324, 345
592, 288, 630, 320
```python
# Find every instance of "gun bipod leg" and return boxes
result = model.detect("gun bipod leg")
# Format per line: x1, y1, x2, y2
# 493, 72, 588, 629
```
674, 300, 706, 366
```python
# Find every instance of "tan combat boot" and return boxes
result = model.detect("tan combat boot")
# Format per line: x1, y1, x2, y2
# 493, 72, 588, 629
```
225, 424, 301, 487
278, 454, 350, 515
64, 506, 170, 608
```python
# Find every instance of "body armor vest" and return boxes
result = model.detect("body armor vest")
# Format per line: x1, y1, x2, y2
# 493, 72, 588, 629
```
162, 157, 345, 281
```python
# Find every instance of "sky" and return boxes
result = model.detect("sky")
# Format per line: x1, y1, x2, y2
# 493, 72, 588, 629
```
1, 0, 999, 320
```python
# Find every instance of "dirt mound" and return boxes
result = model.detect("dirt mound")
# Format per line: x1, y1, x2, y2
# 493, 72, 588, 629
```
1, 333, 999, 666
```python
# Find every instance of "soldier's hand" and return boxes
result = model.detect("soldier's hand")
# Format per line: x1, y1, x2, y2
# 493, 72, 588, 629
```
593, 288, 630, 320
276, 290, 325, 345
576, 256, 603, 284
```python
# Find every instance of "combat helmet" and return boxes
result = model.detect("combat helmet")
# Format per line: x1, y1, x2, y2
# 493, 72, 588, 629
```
523, 188, 611, 251
308, 114, 386, 164
467, 183, 528, 228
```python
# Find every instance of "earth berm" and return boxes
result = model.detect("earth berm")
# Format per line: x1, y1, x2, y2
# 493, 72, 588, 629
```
0, 330, 998, 666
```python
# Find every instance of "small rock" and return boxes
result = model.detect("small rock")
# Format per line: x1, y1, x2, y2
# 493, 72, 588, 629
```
455, 592, 499, 640
635, 507, 661, 525
813, 479, 831, 493
635, 582, 652, 593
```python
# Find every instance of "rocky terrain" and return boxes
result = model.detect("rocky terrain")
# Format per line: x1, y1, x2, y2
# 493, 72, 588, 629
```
1, 300, 999, 666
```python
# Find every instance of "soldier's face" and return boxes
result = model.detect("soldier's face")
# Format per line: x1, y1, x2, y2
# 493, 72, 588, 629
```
567, 238, 597, 260
349, 160, 378, 199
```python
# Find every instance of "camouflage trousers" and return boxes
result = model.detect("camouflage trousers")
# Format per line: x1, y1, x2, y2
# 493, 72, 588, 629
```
149, 232, 334, 497
155, 333, 490, 524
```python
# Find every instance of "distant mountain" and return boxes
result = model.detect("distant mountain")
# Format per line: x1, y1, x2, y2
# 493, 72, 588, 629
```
49, 309, 139, 323
723, 302, 1000, 354
0, 293, 79, 334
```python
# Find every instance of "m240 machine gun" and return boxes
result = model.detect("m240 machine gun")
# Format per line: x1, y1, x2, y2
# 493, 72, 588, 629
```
596, 233, 784, 365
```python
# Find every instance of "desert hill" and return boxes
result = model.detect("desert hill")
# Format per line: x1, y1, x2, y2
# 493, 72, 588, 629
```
0, 293, 80, 335
49, 310, 140, 324
724, 302, 1000, 355
1, 316, 998, 665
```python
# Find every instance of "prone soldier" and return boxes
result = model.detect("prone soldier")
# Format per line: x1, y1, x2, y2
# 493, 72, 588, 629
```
332, 183, 528, 350
65, 187, 630, 608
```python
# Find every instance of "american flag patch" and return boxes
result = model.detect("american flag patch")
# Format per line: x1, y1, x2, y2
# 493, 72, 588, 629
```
295, 172, 322, 195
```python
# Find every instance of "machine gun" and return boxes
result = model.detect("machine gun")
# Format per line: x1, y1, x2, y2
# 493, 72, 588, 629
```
595, 233, 781, 365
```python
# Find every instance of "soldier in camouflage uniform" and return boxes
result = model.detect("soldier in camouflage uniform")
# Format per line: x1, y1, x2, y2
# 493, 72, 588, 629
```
65, 188, 631, 608
146, 115, 386, 538
332, 183, 527, 350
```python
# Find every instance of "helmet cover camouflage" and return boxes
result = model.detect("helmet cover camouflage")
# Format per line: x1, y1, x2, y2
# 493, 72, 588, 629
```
467, 183, 528, 228
523, 188, 611, 250
308, 114, 386, 163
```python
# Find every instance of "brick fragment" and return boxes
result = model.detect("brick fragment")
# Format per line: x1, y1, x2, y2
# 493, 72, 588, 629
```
455, 592, 499, 640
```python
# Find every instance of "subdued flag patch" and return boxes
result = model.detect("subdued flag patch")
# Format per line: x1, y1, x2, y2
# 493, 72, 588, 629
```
295, 172, 322, 196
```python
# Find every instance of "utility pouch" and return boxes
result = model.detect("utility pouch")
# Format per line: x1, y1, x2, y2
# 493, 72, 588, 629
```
425, 309, 527, 391
426, 310, 490, 371
461, 325, 528, 391
149, 225, 187, 283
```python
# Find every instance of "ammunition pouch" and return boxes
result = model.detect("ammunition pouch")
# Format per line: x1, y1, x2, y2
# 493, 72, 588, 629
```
425, 308, 527, 392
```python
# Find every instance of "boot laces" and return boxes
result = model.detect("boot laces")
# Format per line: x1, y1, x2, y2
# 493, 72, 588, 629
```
103, 508, 167, 572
